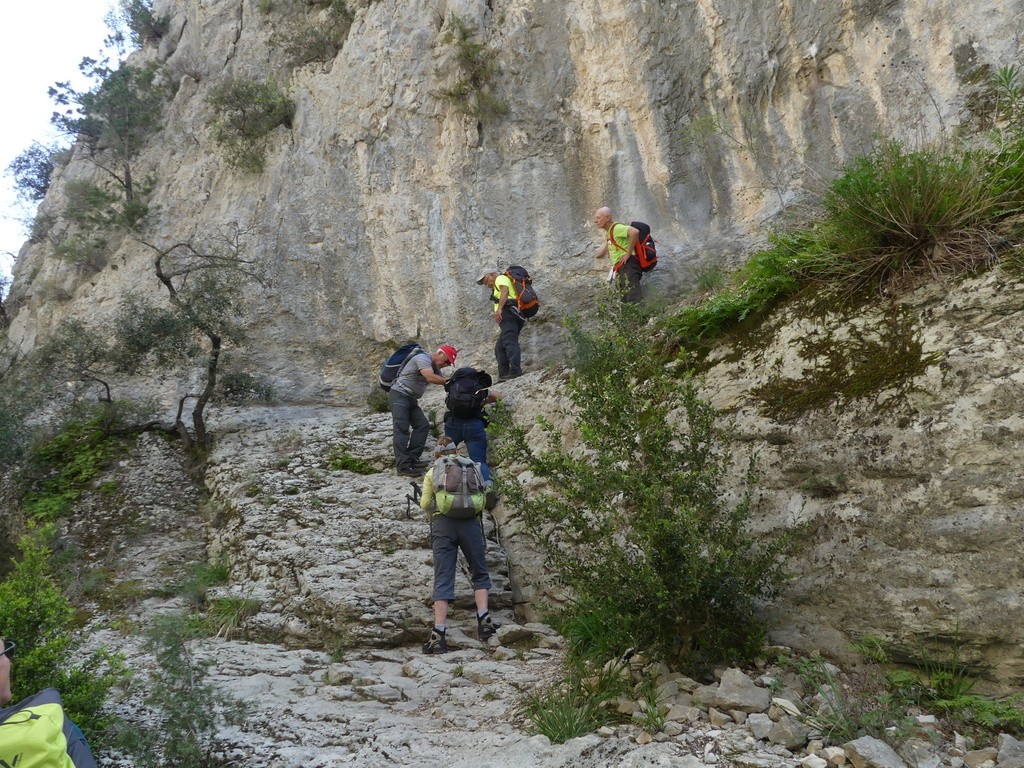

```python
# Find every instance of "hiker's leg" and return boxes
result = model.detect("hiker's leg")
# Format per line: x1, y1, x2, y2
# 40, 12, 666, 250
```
618, 257, 643, 303
388, 389, 414, 469
461, 418, 491, 483
443, 416, 466, 448
408, 403, 430, 463
431, 516, 459, 603
458, 517, 493, 593
497, 314, 522, 376
494, 332, 509, 379
474, 589, 489, 615
433, 599, 449, 628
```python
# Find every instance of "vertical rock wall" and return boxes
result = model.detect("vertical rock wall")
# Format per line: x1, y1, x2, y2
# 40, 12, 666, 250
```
6, 0, 1023, 400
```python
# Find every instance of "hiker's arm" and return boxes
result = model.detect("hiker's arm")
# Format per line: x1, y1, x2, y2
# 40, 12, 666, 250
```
594, 242, 609, 260
420, 471, 435, 511
626, 226, 639, 259
419, 367, 447, 385
483, 391, 503, 405
494, 285, 509, 322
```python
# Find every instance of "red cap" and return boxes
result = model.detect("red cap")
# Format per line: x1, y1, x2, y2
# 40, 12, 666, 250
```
438, 345, 458, 366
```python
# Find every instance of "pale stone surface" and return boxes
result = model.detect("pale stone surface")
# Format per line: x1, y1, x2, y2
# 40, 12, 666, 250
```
843, 736, 908, 768
694, 668, 772, 713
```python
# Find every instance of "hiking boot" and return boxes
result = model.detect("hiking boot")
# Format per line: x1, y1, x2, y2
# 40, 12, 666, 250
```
477, 613, 501, 641
397, 466, 421, 478
422, 628, 448, 654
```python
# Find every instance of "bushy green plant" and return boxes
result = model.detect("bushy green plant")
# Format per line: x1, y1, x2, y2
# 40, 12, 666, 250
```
437, 15, 508, 119
492, 302, 789, 670
802, 140, 1006, 289
325, 445, 376, 474
173, 558, 232, 607
22, 407, 129, 521
6, 142, 69, 202
276, 0, 354, 66
215, 370, 275, 405
524, 664, 625, 743
0, 526, 125, 740
208, 78, 294, 172
108, 0, 169, 49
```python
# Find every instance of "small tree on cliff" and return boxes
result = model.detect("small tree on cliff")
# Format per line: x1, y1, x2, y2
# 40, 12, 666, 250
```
50, 57, 165, 206
122, 223, 266, 450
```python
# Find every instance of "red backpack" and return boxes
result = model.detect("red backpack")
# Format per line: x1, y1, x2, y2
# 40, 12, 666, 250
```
609, 221, 658, 272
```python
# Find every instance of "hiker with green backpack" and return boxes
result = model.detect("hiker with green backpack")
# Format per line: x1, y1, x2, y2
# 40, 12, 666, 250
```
419, 438, 501, 654
0, 639, 98, 768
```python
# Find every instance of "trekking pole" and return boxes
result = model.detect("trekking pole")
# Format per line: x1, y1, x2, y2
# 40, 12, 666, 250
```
405, 482, 421, 519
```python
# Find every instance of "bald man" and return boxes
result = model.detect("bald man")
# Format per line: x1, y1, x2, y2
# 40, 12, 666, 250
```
593, 207, 643, 303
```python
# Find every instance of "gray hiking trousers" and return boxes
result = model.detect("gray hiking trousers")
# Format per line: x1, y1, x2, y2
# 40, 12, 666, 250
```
430, 514, 492, 602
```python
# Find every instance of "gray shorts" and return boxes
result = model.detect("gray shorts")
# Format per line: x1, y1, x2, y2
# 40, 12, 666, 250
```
430, 514, 492, 602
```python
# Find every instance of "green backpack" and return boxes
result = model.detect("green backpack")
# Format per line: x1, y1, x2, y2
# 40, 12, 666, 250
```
431, 456, 486, 518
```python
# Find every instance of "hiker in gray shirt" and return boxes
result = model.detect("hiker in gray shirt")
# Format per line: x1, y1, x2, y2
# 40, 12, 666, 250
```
389, 345, 457, 476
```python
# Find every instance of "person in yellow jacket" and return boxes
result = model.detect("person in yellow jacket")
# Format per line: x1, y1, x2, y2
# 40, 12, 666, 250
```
0, 639, 98, 768
419, 439, 500, 653
476, 271, 524, 380
592, 206, 643, 303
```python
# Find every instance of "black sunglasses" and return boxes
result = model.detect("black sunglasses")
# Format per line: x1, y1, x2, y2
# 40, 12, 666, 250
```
1, 642, 15, 660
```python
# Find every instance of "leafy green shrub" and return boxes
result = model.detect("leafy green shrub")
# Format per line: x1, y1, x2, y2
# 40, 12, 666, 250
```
493, 302, 789, 670
437, 15, 508, 119
276, 0, 354, 66
109, 0, 170, 48
0, 526, 125, 740
6, 142, 69, 202
215, 370, 275, 405
366, 387, 389, 413
325, 445, 376, 474
22, 408, 129, 521
54, 233, 110, 272
208, 78, 294, 172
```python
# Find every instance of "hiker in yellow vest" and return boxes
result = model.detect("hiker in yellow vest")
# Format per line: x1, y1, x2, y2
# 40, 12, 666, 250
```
476, 271, 524, 380
0, 639, 98, 768
593, 206, 643, 303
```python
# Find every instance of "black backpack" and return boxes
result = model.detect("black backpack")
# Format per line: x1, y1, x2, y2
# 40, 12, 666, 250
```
630, 221, 658, 272
378, 343, 423, 391
444, 367, 493, 420
504, 266, 540, 318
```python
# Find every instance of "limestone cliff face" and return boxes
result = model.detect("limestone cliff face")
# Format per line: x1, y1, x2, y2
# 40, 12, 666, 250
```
6, 0, 1023, 400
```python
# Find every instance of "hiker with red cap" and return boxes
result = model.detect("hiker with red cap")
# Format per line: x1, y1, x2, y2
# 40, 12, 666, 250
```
389, 345, 457, 477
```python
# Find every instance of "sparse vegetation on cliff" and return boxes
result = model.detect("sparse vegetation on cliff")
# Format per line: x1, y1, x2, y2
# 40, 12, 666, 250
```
437, 15, 509, 120
493, 301, 790, 672
667, 66, 1024, 360
207, 79, 295, 173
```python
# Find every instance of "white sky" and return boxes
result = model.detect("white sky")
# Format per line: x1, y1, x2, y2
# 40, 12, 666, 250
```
0, 0, 114, 284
